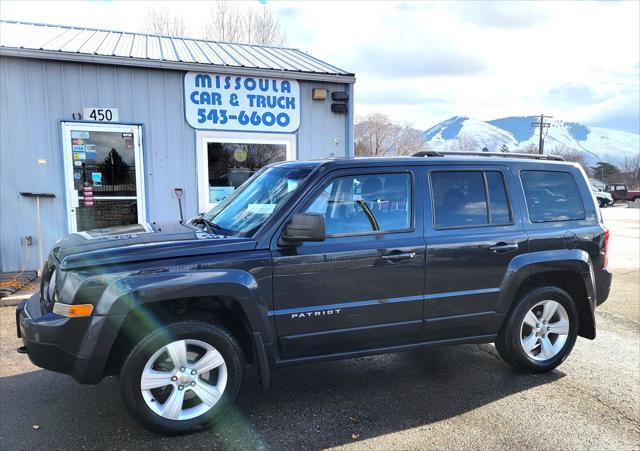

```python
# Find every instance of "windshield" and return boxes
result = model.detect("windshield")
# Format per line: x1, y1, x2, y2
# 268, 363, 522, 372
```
203, 166, 312, 236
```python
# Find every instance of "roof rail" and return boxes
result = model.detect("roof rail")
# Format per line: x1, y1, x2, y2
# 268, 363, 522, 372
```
412, 151, 444, 157
412, 151, 565, 161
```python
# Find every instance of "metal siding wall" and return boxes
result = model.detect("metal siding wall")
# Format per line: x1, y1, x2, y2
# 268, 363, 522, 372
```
297, 81, 348, 160
0, 56, 350, 271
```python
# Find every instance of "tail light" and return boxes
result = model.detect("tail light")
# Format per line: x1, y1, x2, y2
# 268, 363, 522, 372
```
602, 227, 610, 269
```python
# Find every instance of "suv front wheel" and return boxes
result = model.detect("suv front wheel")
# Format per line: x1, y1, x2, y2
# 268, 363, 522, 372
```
495, 286, 578, 372
119, 321, 245, 434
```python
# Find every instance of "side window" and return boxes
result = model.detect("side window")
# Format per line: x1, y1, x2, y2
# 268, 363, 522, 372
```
304, 173, 412, 235
521, 170, 586, 222
431, 170, 512, 229
485, 171, 511, 224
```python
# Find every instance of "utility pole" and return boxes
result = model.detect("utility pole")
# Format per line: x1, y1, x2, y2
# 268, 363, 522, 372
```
531, 114, 552, 154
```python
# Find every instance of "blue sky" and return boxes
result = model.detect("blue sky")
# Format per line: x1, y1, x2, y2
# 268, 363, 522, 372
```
2, 0, 639, 134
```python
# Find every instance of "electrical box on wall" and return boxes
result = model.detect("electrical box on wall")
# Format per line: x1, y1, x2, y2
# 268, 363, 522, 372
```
331, 91, 349, 101
331, 103, 348, 114
331, 91, 349, 114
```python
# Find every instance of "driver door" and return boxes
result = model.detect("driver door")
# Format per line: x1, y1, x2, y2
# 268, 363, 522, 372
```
270, 168, 426, 359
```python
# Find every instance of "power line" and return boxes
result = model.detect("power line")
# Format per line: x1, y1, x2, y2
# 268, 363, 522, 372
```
531, 114, 552, 154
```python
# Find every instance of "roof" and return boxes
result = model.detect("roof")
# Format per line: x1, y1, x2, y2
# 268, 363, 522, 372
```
0, 20, 355, 83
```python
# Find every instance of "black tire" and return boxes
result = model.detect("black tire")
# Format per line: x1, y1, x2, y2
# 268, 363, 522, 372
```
598, 198, 606, 208
495, 286, 578, 373
119, 321, 245, 435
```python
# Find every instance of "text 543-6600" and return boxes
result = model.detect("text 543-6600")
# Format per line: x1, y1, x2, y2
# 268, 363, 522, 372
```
197, 109, 291, 128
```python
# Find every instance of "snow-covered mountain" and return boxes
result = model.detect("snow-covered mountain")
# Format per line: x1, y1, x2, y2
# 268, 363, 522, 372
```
424, 116, 640, 167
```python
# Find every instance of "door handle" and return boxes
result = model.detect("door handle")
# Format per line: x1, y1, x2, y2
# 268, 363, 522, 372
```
489, 243, 519, 254
381, 252, 416, 261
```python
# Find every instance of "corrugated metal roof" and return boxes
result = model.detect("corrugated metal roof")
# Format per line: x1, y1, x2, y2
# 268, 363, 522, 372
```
0, 20, 355, 82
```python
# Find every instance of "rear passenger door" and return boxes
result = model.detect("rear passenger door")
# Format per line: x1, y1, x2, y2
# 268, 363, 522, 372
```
421, 165, 528, 340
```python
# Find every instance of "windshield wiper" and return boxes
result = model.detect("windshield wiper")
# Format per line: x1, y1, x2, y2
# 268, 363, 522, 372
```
190, 215, 224, 234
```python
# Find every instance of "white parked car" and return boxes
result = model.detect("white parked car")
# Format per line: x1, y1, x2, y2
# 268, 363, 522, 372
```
592, 188, 613, 208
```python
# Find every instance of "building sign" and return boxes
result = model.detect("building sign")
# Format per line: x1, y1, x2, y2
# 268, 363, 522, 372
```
184, 72, 300, 132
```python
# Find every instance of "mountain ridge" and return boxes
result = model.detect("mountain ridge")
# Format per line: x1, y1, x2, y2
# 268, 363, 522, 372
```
423, 116, 639, 167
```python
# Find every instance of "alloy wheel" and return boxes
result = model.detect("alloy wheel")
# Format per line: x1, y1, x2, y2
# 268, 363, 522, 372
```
140, 339, 227, 421
520, 300, 570, 361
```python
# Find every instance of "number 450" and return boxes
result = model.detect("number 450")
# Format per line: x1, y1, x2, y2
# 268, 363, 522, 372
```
89, 109, 113, 121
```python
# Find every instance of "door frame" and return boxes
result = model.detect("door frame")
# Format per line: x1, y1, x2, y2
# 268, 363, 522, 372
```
195, 130, 297, 213
61, 122, 146, 233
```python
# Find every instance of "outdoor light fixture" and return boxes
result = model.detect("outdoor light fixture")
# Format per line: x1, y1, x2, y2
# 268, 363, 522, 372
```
312, 88, 327, 100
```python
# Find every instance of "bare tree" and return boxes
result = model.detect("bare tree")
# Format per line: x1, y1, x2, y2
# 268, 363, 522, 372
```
552, 145, 590, 175
520, 143, 539, 154
621, 155, 640, 189
202, 0, 286, 45
393, 125, 428, 156
143, 6, 187, 37
355, 113, 396, 156
245, 5, 287, 46
447, 133, 477, 152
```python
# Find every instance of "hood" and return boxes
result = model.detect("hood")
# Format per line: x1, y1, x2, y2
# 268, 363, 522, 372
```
54, 222, 257, 270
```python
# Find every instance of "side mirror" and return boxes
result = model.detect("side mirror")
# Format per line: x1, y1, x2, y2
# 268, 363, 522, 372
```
280, 213, 325, 245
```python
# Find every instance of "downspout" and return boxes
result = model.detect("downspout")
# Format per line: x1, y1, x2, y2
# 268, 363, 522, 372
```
346, 81, 355, 158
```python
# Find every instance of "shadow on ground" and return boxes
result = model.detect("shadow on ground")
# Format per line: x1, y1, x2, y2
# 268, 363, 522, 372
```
0, 344, 564, 450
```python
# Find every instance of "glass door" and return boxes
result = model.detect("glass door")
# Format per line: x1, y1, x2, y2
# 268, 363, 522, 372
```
61, 123, 146, 233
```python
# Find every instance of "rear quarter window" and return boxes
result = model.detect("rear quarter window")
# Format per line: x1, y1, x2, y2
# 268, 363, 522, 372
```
521, 170, 585, 222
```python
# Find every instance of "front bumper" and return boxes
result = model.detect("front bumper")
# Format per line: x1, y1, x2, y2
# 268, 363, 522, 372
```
16, 293, 122, 384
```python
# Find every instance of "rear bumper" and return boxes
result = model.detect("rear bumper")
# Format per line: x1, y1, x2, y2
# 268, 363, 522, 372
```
16, 293, 122, 384
596, 268, 612, 306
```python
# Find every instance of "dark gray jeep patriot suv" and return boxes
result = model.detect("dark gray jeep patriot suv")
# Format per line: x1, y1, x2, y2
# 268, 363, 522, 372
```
17, 152, 612, 434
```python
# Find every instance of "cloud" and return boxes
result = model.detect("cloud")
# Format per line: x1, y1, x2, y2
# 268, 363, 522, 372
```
3, 0, 638, 134
454, 2, 549, 29
546, 83, 601, 107
354, 45, 486, 78
580, 94, 640, 134
357, 87, 449, 106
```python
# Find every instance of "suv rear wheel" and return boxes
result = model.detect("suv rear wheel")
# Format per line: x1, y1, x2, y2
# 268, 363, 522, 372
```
119, 321, 245, 434
495, 286, 578, 372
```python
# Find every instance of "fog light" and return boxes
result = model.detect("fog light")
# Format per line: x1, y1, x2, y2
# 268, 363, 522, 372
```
53, 302, 94, 317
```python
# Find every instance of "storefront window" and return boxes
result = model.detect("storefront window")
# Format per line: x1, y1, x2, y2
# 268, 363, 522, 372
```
207, 142, 286, 204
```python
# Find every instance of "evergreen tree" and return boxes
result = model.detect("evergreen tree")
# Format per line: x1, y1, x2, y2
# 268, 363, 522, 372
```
591, 161, 620, 181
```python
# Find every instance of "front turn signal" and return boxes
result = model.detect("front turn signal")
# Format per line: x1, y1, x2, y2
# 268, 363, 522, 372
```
53, 302, 94, 318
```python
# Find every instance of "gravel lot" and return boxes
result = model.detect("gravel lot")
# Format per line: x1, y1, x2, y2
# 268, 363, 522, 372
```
0, 205, 638, 450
